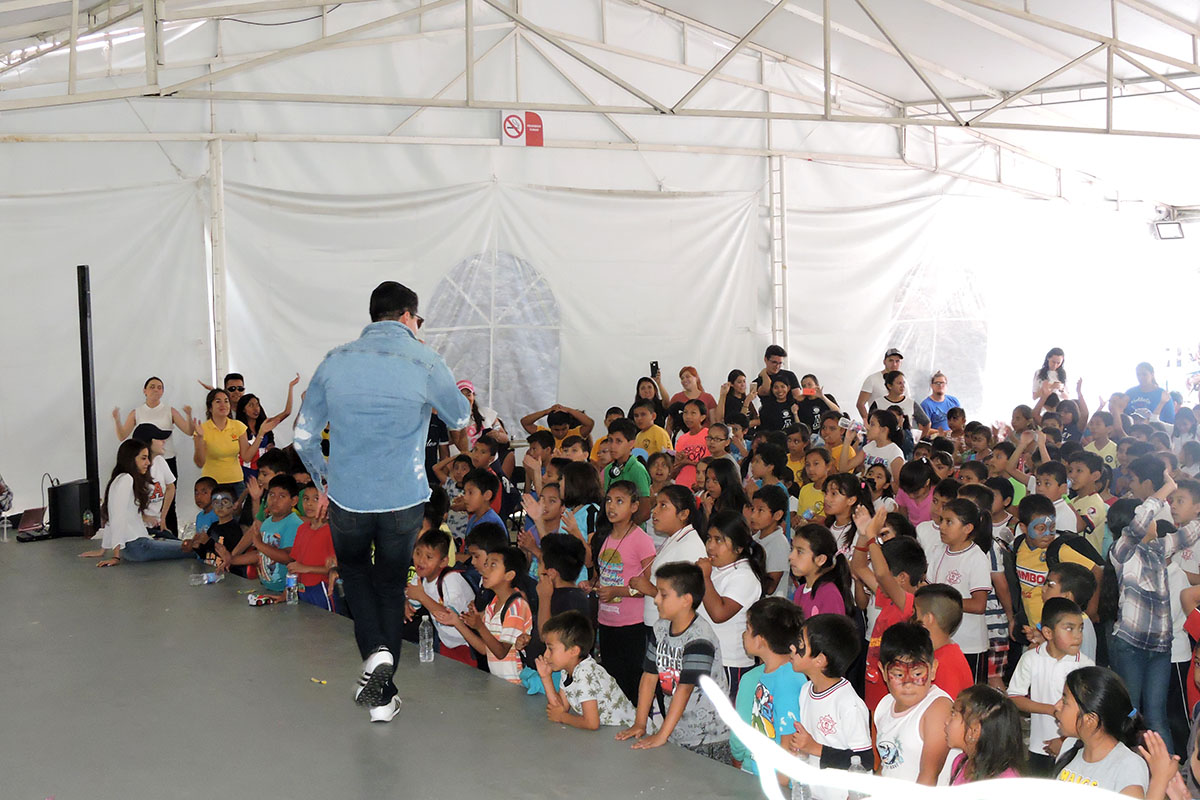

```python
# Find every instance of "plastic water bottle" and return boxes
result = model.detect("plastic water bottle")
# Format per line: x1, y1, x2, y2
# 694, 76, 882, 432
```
189, 571, 224, 586
791, 779, 812, 800
285, 573, 299, 605
419, 615, 435, 663
846, 755, 869, 800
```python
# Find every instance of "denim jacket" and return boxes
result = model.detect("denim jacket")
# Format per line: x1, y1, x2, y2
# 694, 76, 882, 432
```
294, 321, 471, 513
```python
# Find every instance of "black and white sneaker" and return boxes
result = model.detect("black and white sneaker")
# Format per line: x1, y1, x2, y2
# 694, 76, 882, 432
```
369, 696, 402, 723
354, 647, 395, 707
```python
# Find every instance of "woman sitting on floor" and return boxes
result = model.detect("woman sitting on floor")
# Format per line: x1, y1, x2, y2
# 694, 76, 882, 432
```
80, 439, 192, 567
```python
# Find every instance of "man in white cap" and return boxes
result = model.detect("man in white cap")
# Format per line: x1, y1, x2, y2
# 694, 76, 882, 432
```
856, 348, 904, 423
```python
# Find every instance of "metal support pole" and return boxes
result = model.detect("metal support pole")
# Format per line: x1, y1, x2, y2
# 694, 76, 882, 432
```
465, 0, 474, 106
208, 139, 229, 379
822, 0, 831, 119
143, 0, 158, 85
672, 0, 790, 111
767, 155, 790, 353
68, 0, 79, 93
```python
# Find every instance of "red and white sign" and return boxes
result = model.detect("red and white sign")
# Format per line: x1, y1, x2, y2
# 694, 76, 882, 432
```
500, 111, 544, 147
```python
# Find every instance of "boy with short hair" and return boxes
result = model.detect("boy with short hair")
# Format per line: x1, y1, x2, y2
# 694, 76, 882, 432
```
631, 399, 672, 456
1012, 493, 1102, 628
405, 528, 476, 665
589, 407, 626, 462
983, 476, 1017, 546
193, 476, 218, 535
617, 562, 731, 763
1041, 562, 1097, 660
985, 441, 1026, 506
784, 613, 873, 799
1007, 596, 1092, 776
287, 484, 341, 613
874, 623, 954, 785
432, 453, 473, 544
913, 584, 972, 700
436, 546, 532, 684
1034, 461, 1077, 534
728, 413, 751, 463
463, 468, 503, 533
188, 488, 245, 575
244, 447, 292, 525
731, 597, 808, 777
227, 475, 301, 594
1085, 411, 1119, 470
560, 435, 589, 462
521, 405, 595, 448
818, 412, 856, 465
536, 610, 637, 730
1067, 451, 1108, 555
851, 513, 928, 713
603, 419, 651, 525
533, 533, 590, 636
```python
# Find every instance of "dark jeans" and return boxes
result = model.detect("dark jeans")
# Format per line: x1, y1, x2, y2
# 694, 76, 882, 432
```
598, 623, 648, 704
165, 457, 179, 534
329, 502, 423, 692
1109, 635, 1174, 751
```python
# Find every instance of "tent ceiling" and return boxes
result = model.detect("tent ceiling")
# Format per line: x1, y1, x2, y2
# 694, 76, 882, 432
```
2, 0, 1199, 203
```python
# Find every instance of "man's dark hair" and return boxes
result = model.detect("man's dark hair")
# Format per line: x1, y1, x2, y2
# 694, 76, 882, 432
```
223, 373, 244, 387
804, 613, 861, 678
369, 280, 418, 322
464, 467, 499, 500
266, 474, 299, 499
879, 622, 934, 668
607, 418, 637, 442
540, 533, 585, 580
765, 344, 787, 360
464, 522, 508, 553
655, 562, 705, 610
746, 597, 803, 656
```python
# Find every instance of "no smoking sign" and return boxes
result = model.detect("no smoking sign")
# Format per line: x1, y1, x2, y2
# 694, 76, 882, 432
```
500, 111, 544, 147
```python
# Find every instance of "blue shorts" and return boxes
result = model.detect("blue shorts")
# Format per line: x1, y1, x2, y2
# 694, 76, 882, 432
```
299, 582, 346, 616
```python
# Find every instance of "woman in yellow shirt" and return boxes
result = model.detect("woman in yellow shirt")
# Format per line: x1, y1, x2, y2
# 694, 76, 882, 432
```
191, 388, 275, 498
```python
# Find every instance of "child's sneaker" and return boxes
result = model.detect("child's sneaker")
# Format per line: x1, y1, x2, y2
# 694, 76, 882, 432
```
368, 696, 402, 723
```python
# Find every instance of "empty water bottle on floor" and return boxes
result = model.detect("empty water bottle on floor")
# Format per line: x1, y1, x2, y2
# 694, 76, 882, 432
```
285, 573, 299, 605
791, 779, 811, 800
846, 755, 869, 800
419, 615, 435, 663
189, 571, 224, 586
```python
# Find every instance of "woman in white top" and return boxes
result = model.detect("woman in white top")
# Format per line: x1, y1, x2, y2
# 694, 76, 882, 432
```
630, 485, 706, 627
1032, 347, 1068, 401
113, 376, 194, 531
80, 440, 191, 567
697, 509, 767, 700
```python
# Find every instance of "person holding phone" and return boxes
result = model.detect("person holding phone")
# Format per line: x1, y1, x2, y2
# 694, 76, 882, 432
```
794, 373, 841, 434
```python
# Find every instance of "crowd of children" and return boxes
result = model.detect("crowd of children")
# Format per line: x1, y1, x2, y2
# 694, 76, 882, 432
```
90, 348, 1200, 799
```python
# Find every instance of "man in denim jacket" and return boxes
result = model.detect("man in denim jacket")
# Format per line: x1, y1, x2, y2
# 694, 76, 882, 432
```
295, 281, 471, 723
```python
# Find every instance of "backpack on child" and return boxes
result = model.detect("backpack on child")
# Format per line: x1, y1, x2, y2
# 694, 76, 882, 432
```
1004, 532, 1102, 636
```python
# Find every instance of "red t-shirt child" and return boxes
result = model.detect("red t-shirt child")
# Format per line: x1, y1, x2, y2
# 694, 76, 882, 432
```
1184, 609, 1200, 714
934, 642, 972, 700
290, 521, 336, 588
865, 590, 916, 714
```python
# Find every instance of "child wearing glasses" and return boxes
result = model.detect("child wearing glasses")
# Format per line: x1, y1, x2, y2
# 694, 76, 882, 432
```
874, 622, 955, 785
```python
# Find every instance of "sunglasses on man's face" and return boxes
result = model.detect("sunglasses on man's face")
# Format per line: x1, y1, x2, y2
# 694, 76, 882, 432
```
226, 386, 245, 392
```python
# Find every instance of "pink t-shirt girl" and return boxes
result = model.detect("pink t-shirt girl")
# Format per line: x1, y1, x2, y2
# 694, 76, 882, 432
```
895, 489, 933, 525
949, 753, 1019, 784
595, 527, 657, 628
794, 580, 846, 619
674, 427, 710, 488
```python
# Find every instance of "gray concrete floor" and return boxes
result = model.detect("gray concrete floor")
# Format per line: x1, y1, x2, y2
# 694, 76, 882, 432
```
0, 539, 758, 800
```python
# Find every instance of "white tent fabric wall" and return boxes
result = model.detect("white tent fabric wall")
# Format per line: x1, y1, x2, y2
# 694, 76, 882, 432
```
785, 158, 1200, 425
222, 178, 766, 439
0, 181, 210, 512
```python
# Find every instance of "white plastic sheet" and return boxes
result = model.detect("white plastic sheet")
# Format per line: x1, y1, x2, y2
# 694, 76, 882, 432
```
0, 181, 210, 512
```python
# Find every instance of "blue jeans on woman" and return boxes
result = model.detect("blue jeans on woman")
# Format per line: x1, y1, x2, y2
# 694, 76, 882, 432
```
1108, 634, 1173, 751
122, 536, 192, 562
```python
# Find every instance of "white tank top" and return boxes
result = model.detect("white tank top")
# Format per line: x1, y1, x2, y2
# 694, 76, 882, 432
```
875, 685, 958, 785
136, 402, 176, 459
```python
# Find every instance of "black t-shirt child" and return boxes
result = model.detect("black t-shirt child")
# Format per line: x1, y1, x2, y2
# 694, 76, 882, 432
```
758, 395, 797, 432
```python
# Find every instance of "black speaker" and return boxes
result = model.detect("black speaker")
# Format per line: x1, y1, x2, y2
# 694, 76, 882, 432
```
49, 479, 89, 537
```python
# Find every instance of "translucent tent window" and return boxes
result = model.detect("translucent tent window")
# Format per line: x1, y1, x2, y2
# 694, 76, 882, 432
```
422, 251, 561, 436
